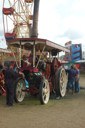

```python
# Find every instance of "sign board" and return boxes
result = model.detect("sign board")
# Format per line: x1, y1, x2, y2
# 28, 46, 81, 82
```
65, 41, 72, 48
64, 43, 82, 62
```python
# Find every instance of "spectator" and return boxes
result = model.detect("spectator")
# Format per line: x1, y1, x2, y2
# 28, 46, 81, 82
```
16, 68, 29, 88
66, 65, 77, 94
21, 54, 32, 69
4, 63, 19, 106
74, 65, 80, 93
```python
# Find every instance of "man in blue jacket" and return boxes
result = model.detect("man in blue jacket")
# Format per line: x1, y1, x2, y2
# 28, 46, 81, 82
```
74, 65, 80, 93
66, 65, 77, 94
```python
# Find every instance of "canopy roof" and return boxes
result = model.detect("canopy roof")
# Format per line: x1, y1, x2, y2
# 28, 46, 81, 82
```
6, 38, 70, 53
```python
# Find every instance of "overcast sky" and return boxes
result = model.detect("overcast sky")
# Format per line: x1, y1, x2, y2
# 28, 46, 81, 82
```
0, 0, 85, 52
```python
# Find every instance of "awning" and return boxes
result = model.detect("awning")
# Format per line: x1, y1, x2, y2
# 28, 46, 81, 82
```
6, 38, 70, 53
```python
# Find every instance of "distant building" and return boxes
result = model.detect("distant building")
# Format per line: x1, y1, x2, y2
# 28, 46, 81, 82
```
64, 41, 82, 61
65, 41, 72, 49
82, 51, 85, 60
71, 44, 82, 61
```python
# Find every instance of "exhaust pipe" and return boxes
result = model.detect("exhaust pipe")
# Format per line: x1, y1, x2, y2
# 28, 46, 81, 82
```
31, 0, 40, 38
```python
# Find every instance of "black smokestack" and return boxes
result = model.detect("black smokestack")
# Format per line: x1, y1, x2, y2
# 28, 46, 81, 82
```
31, 0, 40, 38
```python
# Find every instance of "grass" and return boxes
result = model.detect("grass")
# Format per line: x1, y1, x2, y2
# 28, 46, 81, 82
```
1, 89, 85, 108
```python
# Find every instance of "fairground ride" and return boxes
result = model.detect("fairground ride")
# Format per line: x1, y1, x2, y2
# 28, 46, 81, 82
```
2, 0, 40, 67
3, 0, 34, 39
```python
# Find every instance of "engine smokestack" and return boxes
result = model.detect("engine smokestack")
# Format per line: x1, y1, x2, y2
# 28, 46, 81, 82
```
31, 0, 40, 38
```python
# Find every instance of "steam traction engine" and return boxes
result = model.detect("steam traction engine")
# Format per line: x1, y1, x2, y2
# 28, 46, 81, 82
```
4, 38, 69, 104
1, 0, 70, 104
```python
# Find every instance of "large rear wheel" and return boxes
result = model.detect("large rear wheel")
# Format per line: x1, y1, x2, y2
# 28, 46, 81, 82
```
55, 67, 67, 97
14, 78, 26, 103
39, 78, 50, 104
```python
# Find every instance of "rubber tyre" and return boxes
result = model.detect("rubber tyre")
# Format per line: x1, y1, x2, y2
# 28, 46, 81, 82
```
55, 67, 67, 97
14, 78, 26, 103
39, 78, 50, 104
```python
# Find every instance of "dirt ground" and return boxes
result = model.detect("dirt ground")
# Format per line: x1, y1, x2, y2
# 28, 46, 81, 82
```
0, 75, 85, 128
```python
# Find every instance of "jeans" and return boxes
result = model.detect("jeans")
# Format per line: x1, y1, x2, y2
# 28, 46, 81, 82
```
75, 78, 80, 93
67, 80, 75, 91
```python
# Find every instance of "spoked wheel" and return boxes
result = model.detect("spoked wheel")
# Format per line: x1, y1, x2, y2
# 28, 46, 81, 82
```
39, 78, 50, 104
55, 67, 67, 97
14, 78, 26, 103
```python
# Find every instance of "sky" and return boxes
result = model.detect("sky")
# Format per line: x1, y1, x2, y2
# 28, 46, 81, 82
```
0, 0, 85, 52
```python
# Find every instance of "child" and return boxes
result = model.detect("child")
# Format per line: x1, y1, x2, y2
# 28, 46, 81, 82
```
16, 68, 29, 88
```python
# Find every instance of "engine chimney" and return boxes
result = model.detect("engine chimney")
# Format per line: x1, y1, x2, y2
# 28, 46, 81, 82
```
31, 0, 40, 38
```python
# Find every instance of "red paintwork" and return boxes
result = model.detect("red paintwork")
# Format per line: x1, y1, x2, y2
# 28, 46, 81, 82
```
0, 70, 6, 95
3, 8, 14, 15
49, 59, 61, 92
30, 68, 39, 73
0, 49, 62, 97
29, 15, 33, 20
29, 86, 39, 95
5, 32, 16, 38
49, 81, 52, 93
25, 0, 33, 3
76, 64, 80, 69
22, 58, 61, 94
54, 59, 61, 72
45, 63, 51, 79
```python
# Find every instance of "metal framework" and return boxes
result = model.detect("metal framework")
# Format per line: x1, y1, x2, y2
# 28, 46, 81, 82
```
3, 0, 34, 38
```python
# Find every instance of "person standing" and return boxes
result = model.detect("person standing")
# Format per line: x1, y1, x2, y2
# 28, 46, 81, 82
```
66, 65, 77, 94
4, 63, 18, 106
74, 65, 80, 93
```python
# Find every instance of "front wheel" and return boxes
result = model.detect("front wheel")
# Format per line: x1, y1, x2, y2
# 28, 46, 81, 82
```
14, 78, 26, 103
39, 78, 50, 104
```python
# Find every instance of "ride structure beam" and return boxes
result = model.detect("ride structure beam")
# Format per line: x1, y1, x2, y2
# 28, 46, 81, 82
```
10, 46, 19, 68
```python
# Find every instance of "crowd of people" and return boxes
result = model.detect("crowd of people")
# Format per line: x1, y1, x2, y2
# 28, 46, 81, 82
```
66, 64, 80, 95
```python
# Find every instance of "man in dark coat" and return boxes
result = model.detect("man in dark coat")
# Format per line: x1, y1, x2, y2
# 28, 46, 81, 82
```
66, 65, 77, 94
74, 65, 80, 93
5, 63, 18, 106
